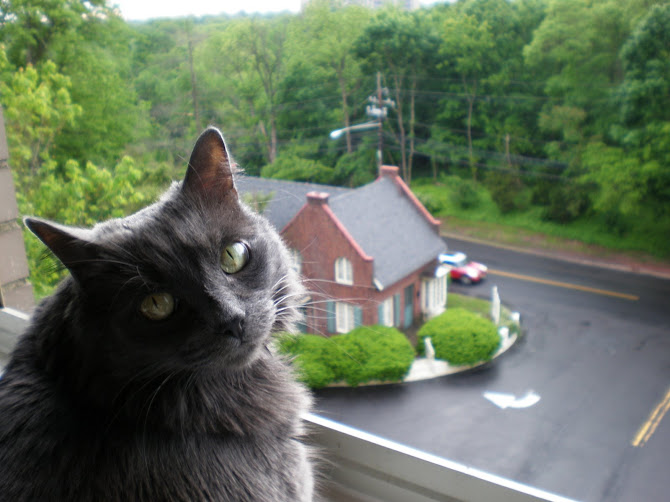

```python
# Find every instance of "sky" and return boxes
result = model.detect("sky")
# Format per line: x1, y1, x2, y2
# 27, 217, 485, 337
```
111, 0, 444, 21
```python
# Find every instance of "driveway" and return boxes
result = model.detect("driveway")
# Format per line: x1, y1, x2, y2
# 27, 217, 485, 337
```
314, 238, 670, 502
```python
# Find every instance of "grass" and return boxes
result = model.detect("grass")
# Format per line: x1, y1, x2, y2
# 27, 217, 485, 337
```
447, 292, 519, 336
412, 176, 670, 260
447, 292, 491, 318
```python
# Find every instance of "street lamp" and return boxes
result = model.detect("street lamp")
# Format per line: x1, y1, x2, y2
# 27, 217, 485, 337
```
330, 120, 383, 167
329, 121, 380, 140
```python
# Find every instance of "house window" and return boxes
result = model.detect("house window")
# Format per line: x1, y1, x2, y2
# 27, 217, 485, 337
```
379, 297, 394, 327
421, 274, 447, 317
289, 248, 302, 274
335, 302, 355, 333
334, 257, 353, 285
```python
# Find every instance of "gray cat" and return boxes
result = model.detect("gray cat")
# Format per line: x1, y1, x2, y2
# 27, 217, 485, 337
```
0, 128, 314, 501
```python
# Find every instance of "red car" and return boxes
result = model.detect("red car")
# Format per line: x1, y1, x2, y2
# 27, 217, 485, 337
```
438, 251, 488, 284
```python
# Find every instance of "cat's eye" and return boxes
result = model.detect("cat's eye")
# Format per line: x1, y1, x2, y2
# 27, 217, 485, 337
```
140, 292, 175, 321
221, 241, 250, 274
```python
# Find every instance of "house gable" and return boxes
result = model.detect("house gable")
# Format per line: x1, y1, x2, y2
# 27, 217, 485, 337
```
282, 191, 373, 287
328, 169, 447, 290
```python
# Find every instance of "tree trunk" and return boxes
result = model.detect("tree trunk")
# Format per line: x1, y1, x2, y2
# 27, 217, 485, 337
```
338, 72, 352, 154
187, 35, 200, 132
270, 115, 278, 164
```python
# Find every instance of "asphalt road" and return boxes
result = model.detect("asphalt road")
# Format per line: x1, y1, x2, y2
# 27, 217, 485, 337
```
314, 238, 670, 502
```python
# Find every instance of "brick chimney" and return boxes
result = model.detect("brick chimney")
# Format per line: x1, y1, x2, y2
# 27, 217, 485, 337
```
306, 191, 330, 205
379, 165, 400, 178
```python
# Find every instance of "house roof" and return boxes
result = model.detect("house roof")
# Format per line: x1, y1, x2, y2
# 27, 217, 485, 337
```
328, 175, 446, 288
236, 176, 352, 231
237, 171, 446, 290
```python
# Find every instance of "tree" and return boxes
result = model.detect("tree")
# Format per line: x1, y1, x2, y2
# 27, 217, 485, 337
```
522, 0, 632, 138
132, 19, 201, 157
231, 16, 288, 164
297, 1, 370, 154
582, 4, 670, 231
199, 16, 290, 166
0, 0, 108, 67
16, 157, 148, 297
355, 8, 439, 182
439, 12, 494, 180
0, 48, 80, 176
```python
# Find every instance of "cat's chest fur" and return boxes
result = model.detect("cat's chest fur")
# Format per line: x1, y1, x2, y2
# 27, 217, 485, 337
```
0, 362, 313, 502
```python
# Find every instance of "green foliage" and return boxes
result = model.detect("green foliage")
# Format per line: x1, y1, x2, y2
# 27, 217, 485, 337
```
412, 175, 489, 216
0, 0, 109, 67
16, 157, 148, 297
333, 147, 377, 187
486, 170, 526, 214
242, 191, 274, 214
0, 52, 80, 176
451, 176, 482, 210
261, 154, 336, 184
417, 308, 500, 366
277, 333, 338, 389
277, 326, 415, 389
2, 0, 670, 302
538, 182, 591, 224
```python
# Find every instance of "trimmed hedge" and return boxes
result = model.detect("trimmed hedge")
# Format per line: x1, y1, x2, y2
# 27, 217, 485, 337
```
277, 325, 415, 389
416, 308, 500, 366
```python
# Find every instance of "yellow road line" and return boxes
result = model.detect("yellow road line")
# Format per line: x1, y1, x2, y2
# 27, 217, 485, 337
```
488, 269, 639, 301
632, 387, 670, 447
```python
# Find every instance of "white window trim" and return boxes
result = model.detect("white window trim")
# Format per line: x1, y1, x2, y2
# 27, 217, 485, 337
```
289, 248, 302, 275
421, 274, 447, 318
381, 297, 394, 327
335, 302, 355, 333
334, 257, 353, 285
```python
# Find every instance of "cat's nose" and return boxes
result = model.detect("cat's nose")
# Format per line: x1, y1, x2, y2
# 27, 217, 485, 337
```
226, 316, 246, 342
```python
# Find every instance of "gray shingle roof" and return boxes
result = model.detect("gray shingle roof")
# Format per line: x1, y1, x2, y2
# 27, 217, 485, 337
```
236, 175, 446, 289
236, 176, 352, 231
329, 177, 446, 288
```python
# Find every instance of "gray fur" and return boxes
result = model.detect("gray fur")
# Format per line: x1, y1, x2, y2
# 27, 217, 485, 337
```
0, 128, 314, 501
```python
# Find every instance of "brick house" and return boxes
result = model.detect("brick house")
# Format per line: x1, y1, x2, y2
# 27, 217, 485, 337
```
237, 166, 448, 335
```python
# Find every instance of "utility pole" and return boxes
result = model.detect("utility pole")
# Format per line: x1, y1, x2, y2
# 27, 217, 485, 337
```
366, 72, 394, 169
376, 72, 383, 168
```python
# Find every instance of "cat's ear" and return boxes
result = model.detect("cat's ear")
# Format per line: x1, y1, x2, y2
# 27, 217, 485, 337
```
182, 127, 238, 204
24, 217, 98, 273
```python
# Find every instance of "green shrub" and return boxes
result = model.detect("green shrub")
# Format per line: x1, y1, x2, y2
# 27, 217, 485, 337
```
415, 190, 444, 215
276, 334, 337, 389
486, 171, 527, 214
277, 326, 415, 389
416, 308, 500, 366
452, 177, 481, 210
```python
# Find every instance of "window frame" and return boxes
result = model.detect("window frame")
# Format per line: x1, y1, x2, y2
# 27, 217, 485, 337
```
421, 274, 447, 315
335, 302, 355, 333
334, 257, 353, 285
380, 297, 394, 327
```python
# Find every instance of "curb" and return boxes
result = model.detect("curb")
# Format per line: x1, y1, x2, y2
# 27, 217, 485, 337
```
403, 323, 518, 383
323, 316, 521, 388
